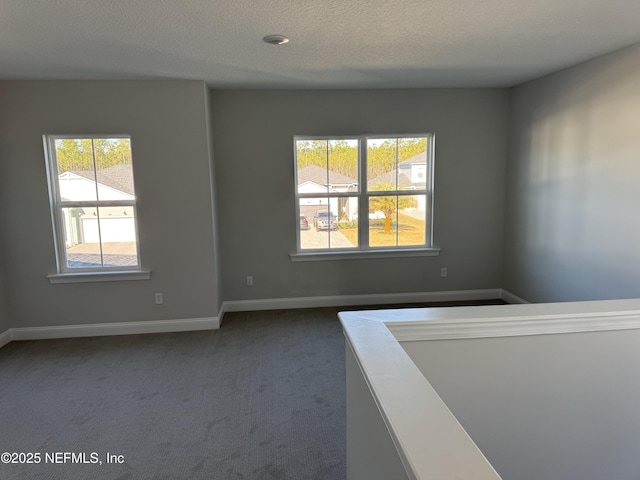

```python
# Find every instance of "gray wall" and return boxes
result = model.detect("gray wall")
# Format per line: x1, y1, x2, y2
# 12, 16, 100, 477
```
0, 80, 220, 328
346, 343, 410, 480
504, 43, 640, 302
0, 262, 8, 333
211, 89, 509, 302
403, 330, 640, 480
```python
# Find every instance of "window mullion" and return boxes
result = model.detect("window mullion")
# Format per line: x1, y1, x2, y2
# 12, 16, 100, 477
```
394, 140, 399, 247
395, 190, 427, 197
54, 205, 68, 272
95, 207, 105, 267
90, 140, 106, 267
395, 138, 399, 192
427, 136, 435, 247
395, 195, 399, 246
91, 139, 100, 201
359, 137, 369, 249
295, 191, 302, 253
59, 200, 136, 208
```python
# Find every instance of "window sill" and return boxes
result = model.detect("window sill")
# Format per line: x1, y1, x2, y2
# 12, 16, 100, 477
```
47, 270, 151, 284
290, 248, 440, 262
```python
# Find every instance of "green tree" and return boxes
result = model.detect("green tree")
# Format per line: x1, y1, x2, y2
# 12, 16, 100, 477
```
295, 137, 427, 183
369, 182, 418, 234
55, 138, 132, 173
328, 139, 357, 179
367, 137, 428, 180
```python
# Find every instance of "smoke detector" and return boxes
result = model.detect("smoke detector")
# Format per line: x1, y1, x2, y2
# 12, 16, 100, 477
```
263, 35, 289, 45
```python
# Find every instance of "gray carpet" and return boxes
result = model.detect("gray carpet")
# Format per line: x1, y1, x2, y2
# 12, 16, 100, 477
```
0, 308, 346, 480
0, 300, 506, 480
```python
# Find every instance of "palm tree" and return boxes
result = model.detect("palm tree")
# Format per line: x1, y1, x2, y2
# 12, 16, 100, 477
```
369, 182, 418, 233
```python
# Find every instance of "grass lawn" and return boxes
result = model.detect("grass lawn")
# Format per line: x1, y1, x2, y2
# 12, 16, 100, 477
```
339, 212, 425, 247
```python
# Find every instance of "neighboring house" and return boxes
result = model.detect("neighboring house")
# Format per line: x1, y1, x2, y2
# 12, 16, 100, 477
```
58, 164, 136, 246
297, 165, 358, 221
297, 155, 428, 222
368, 151, 428, 212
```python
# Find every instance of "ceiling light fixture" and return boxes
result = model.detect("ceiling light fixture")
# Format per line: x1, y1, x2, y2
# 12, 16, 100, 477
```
263, 35, 289, 46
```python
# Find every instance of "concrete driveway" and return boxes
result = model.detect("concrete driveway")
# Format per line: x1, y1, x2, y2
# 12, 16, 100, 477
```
301, 226, 355, 249
66, 242, 138, 267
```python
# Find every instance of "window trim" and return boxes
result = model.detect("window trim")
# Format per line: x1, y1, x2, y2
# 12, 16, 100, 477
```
289, 248, 440, 262
43, 134, 144, 276
46, 270, 151, 284
293, 134, 437, 258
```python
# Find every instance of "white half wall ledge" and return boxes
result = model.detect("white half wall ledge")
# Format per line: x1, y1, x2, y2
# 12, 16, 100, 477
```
222, 288, 503, 312
339, 297, 640, 480
341, 314, 503, 480
9, 316, 220, 342
352, 298, 640, 342
0, 329, 11, 349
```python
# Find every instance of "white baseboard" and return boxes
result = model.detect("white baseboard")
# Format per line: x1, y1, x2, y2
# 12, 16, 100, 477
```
216, 302, 226, 327
501, 289, 531, 304
0, 329, 12, 349
10, 316, 220, 342
0, 289, 520, 346
223, 289, 503, 313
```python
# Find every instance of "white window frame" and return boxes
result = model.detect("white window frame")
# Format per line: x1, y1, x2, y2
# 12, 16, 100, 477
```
291, 134, 440, 261
43, 134, 147, 280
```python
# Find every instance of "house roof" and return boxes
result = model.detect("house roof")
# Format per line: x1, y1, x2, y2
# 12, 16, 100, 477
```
70, 164, 135, 196
297, 165, 357, 187
399, 151, 427, 166
368, 170, 421, 190
368, 151, 427, 189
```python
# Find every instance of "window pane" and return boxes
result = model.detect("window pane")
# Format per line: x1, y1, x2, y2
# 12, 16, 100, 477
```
296, 139, 359, 196
367, 138, 397, 192
299, 197, 358, 249
369, 196, 398, 247
61, 206, 139, 268
369, 195, 427, 247
301, 200, 329, 249
98, 207, 139, 267
398, 137, 428, 190
334, 196, 358, 249
62, 206, 102, 268
95, 138, 135, 201
56, 138, 97, 201
327, 139, 359, 193
398, 195, 426, 246
296, 139, 328, 194
368, 137, 429, 193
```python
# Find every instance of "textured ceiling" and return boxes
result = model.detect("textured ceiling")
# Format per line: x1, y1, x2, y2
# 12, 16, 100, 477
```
1, 0, 639, 89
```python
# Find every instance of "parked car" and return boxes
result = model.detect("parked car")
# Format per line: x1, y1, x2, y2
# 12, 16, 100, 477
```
313, 211, 338, 231
299, 214, 310, 230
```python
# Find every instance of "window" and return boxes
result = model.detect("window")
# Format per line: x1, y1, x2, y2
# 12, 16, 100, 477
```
44, 135, 142, 274
294, 135, 436, 258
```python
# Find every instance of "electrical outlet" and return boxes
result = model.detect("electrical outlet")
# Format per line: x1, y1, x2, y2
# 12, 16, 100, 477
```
440, 267, 448, 278
155, 293, 164, 304
246, 276, 254, 286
